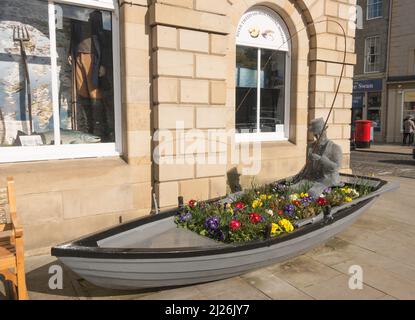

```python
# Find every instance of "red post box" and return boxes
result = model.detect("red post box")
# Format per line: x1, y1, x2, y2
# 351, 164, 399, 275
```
355, 120, 372, 148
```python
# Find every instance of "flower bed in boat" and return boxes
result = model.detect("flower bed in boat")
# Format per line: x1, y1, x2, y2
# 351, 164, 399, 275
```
175, 181, 373, 243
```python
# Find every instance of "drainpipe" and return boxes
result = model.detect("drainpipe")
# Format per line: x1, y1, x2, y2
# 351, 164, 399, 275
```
384, 0, 393, 142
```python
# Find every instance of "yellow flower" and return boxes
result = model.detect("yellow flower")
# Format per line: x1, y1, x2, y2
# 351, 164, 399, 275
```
344, 197, 353, 203
300, 192, 309, 198
341, 187, 352, 194
259, 194, 272, 200
350, 188, 359, 197
289, 194, 299, 201
252, 199, 263, 208
279, 219, 294, 232
271, 223, 282, 235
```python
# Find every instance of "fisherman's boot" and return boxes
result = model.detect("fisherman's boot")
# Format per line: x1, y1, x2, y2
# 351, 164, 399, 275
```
91, 99, 105, 138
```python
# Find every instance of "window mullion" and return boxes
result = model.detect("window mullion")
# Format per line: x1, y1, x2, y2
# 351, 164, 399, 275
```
256, 48, 261, 134
49, 1, 61, 145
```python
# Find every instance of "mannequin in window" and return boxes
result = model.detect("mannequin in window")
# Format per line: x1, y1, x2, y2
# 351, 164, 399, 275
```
68, 10, 111, 138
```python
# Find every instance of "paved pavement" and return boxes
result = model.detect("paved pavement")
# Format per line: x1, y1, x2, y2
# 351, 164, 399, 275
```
2, 150, 415, 300
355, 143, 413, 156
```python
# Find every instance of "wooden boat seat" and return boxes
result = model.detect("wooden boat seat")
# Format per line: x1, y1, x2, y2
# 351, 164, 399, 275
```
0, 178, 28, 300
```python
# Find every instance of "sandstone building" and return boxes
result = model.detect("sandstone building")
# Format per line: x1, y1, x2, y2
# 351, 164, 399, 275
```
0, 0, 356, 251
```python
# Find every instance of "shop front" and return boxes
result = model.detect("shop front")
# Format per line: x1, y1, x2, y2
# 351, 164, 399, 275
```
386, 82, 415, 143
0, 0, 356, 252
352, 79, 383, 142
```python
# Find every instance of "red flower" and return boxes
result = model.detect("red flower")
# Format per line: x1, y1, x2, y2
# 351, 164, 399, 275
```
249, 212, 263, 224
292, 199, 301, 206
316, 197, 328, 206
277, 210, 283, 216
234, 202, 245, 210
188, 199, 197, 208
229, 220, 241, 231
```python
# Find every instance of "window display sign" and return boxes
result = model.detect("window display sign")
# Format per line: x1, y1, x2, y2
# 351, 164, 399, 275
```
236, 6, 289, 52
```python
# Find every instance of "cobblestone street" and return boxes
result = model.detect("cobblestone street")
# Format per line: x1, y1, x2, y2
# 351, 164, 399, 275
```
351, 149, 415, 179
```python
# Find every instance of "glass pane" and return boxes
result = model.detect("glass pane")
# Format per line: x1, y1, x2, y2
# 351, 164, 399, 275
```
55, 4, 114, 144
365, 37, 380, 72
403, 96, 415, 124
367, 92, 381, 132
235, 46, 257, 133
260, 49, 285, 133
0, 0, 54, 147
368, 0, 382, 19
367, 91, 381, 109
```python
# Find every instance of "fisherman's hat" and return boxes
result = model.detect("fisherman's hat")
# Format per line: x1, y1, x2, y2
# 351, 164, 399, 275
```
309, 117, 325, 134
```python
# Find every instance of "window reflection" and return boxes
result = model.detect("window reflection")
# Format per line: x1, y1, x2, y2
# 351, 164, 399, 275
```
260, 49, 285, 133
235, 45, 286, 135
235, 46, 258, 133
0, 0, 53, 147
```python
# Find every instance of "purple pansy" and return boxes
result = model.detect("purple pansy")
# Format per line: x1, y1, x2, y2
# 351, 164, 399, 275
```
300, 195, 314, 207
205, 216, 220, 231
323, 187, 332, 194
284, 203, 295, 216
214, 230, 226, 241
179, 212, 192, 223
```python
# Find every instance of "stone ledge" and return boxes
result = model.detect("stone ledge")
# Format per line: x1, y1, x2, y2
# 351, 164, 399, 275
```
0, 156, 129, 174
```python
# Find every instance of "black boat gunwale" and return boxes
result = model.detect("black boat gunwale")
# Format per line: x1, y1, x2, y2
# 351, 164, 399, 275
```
51, 174, 387, 260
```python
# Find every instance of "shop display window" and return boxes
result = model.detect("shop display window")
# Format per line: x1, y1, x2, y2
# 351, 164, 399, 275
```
0, 0, 120, 162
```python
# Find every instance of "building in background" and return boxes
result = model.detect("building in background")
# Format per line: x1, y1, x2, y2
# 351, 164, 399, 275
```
353, 0, 390, 143
353, 0, 415, 144
386, 0, 415, 143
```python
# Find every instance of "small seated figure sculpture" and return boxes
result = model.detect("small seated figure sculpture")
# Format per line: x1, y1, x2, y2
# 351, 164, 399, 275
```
290, 117, 343, 198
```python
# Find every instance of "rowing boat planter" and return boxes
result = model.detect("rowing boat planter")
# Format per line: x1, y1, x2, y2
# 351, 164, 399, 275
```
51, 174, 398, 290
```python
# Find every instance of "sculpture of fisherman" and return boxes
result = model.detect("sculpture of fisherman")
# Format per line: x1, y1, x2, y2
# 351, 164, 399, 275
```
290, 117, 343, 198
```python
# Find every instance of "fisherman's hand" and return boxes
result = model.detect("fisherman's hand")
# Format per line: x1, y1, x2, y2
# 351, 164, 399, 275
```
310, 153, 321, 161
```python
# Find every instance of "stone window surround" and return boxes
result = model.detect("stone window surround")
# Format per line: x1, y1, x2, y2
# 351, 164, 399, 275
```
226, 1, 310, 184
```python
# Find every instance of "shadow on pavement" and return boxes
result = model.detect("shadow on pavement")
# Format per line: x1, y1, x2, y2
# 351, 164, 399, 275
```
26, 259, 184, 299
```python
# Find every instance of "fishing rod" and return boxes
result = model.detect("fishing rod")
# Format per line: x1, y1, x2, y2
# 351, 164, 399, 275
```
235, 18, 347, 181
